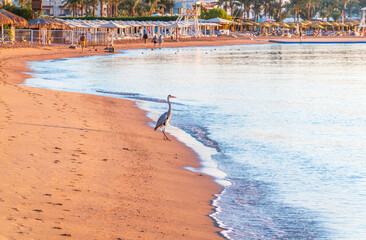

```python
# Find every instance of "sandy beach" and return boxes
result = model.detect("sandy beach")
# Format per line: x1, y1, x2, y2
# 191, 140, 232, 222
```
0, 44, 225, 239
0, 35, 365, 239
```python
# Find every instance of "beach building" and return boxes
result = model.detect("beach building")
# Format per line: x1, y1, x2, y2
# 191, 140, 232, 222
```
41, 0, 71, 17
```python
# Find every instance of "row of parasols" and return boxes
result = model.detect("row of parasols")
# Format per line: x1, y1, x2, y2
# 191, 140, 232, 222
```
0, 10, 223, 30
0, 9, 69, 29
240, 20, 361, 30
0, 8, 361, 34
58, 18, 221, 30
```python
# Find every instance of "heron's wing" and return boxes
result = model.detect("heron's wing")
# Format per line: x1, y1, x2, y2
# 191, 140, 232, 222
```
154, 112, 168, 130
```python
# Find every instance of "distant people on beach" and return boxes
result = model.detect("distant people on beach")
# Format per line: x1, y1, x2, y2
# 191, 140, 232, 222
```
143, 33, 148, 44
80, 33, 86, 52
152, 35, 157, 49
158, 35, 163, 48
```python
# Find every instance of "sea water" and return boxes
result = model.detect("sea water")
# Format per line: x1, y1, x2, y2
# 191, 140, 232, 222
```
24, 44, 366, 240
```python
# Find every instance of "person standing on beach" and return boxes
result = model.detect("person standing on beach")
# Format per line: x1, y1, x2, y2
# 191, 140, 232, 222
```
143, 33, 148, 44
80, 33, 86, 52
152, 35, 157, 49
158, 35, 163, 49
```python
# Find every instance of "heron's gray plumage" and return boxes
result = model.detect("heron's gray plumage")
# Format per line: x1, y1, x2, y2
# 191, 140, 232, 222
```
154, 95, 176, 140
154, 112, 168, 131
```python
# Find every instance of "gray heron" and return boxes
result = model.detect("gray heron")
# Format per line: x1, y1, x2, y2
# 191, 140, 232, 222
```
154, 95, 176, 140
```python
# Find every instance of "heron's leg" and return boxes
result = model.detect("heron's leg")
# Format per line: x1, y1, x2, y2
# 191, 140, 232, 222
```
161, 126, 165, 139
162, 126, 170, 141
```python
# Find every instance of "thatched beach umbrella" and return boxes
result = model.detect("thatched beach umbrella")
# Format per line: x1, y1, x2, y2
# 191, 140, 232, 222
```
318, 21, 331, 31
278, 22, 290, 33
270, 22, 280, 27
0, 9, 28, 28
331, 22, 340, 31
241, 21, 254, 31
310, 23, 324, 29
279, 22, 290, 28
0, 9, 28, 41
28, 17, 71, 30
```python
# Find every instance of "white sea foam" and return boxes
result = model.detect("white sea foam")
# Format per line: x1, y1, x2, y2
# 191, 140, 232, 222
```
143, 105, 231, 187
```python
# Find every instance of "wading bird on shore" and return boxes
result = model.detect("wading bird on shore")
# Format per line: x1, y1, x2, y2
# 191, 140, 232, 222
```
154, 95, 176, 141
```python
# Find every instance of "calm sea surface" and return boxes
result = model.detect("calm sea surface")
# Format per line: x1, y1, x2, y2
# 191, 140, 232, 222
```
25, 44, 366, 239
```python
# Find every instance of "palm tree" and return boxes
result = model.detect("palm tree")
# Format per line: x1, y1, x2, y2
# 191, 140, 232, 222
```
286, 0, 303, 21
306, 0, 320, 20
89, 0, 99, 16
320, 0, 337, 21
252, 0, 263, 21
144, 0, 161, 16
278, 0, 282, 20
227, 0, 238, 16
330, 8, 342, 21
262, 0, 274, 18
214, 0, 229, 14
64, 0, 82, 17
18, 0, 30, 8
242, 0, 253, 19
158, 0, 174, 15
119, 0, 141, 16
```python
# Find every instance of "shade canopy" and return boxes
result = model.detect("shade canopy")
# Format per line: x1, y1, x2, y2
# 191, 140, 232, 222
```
167, 22, 186, 29
279, 22, 290, 28
205, 17, 234, 24
241, 21, 254, 26
98, 22, 125, 28
310, 23, 324, 29
28, 17, 70, 29
0, 9, 28, 27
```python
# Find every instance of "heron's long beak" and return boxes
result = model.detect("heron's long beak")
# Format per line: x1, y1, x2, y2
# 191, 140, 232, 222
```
171, 96, 176, 98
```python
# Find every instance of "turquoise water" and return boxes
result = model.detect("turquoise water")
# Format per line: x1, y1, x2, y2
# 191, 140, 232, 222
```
25, 44, 366, 239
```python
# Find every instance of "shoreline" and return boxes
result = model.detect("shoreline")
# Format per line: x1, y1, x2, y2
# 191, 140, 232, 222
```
0, 43, 225, 239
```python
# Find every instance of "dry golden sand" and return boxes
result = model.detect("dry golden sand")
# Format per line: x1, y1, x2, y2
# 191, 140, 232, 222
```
1, 35, 365, 239
0, 40, 244, 240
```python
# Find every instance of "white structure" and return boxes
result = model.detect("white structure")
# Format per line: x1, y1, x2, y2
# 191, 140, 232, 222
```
172, 0, 214, 15
360, 7, 366, 26
357, 7, 366, 34
175, 5, 200, 36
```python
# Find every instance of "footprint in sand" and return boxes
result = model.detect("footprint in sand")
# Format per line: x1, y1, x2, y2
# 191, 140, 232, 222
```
60, 233, 71, 237
47, 202, 63, 206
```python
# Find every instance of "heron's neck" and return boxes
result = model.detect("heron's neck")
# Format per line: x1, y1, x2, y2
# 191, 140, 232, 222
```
167, 98, 172, 115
